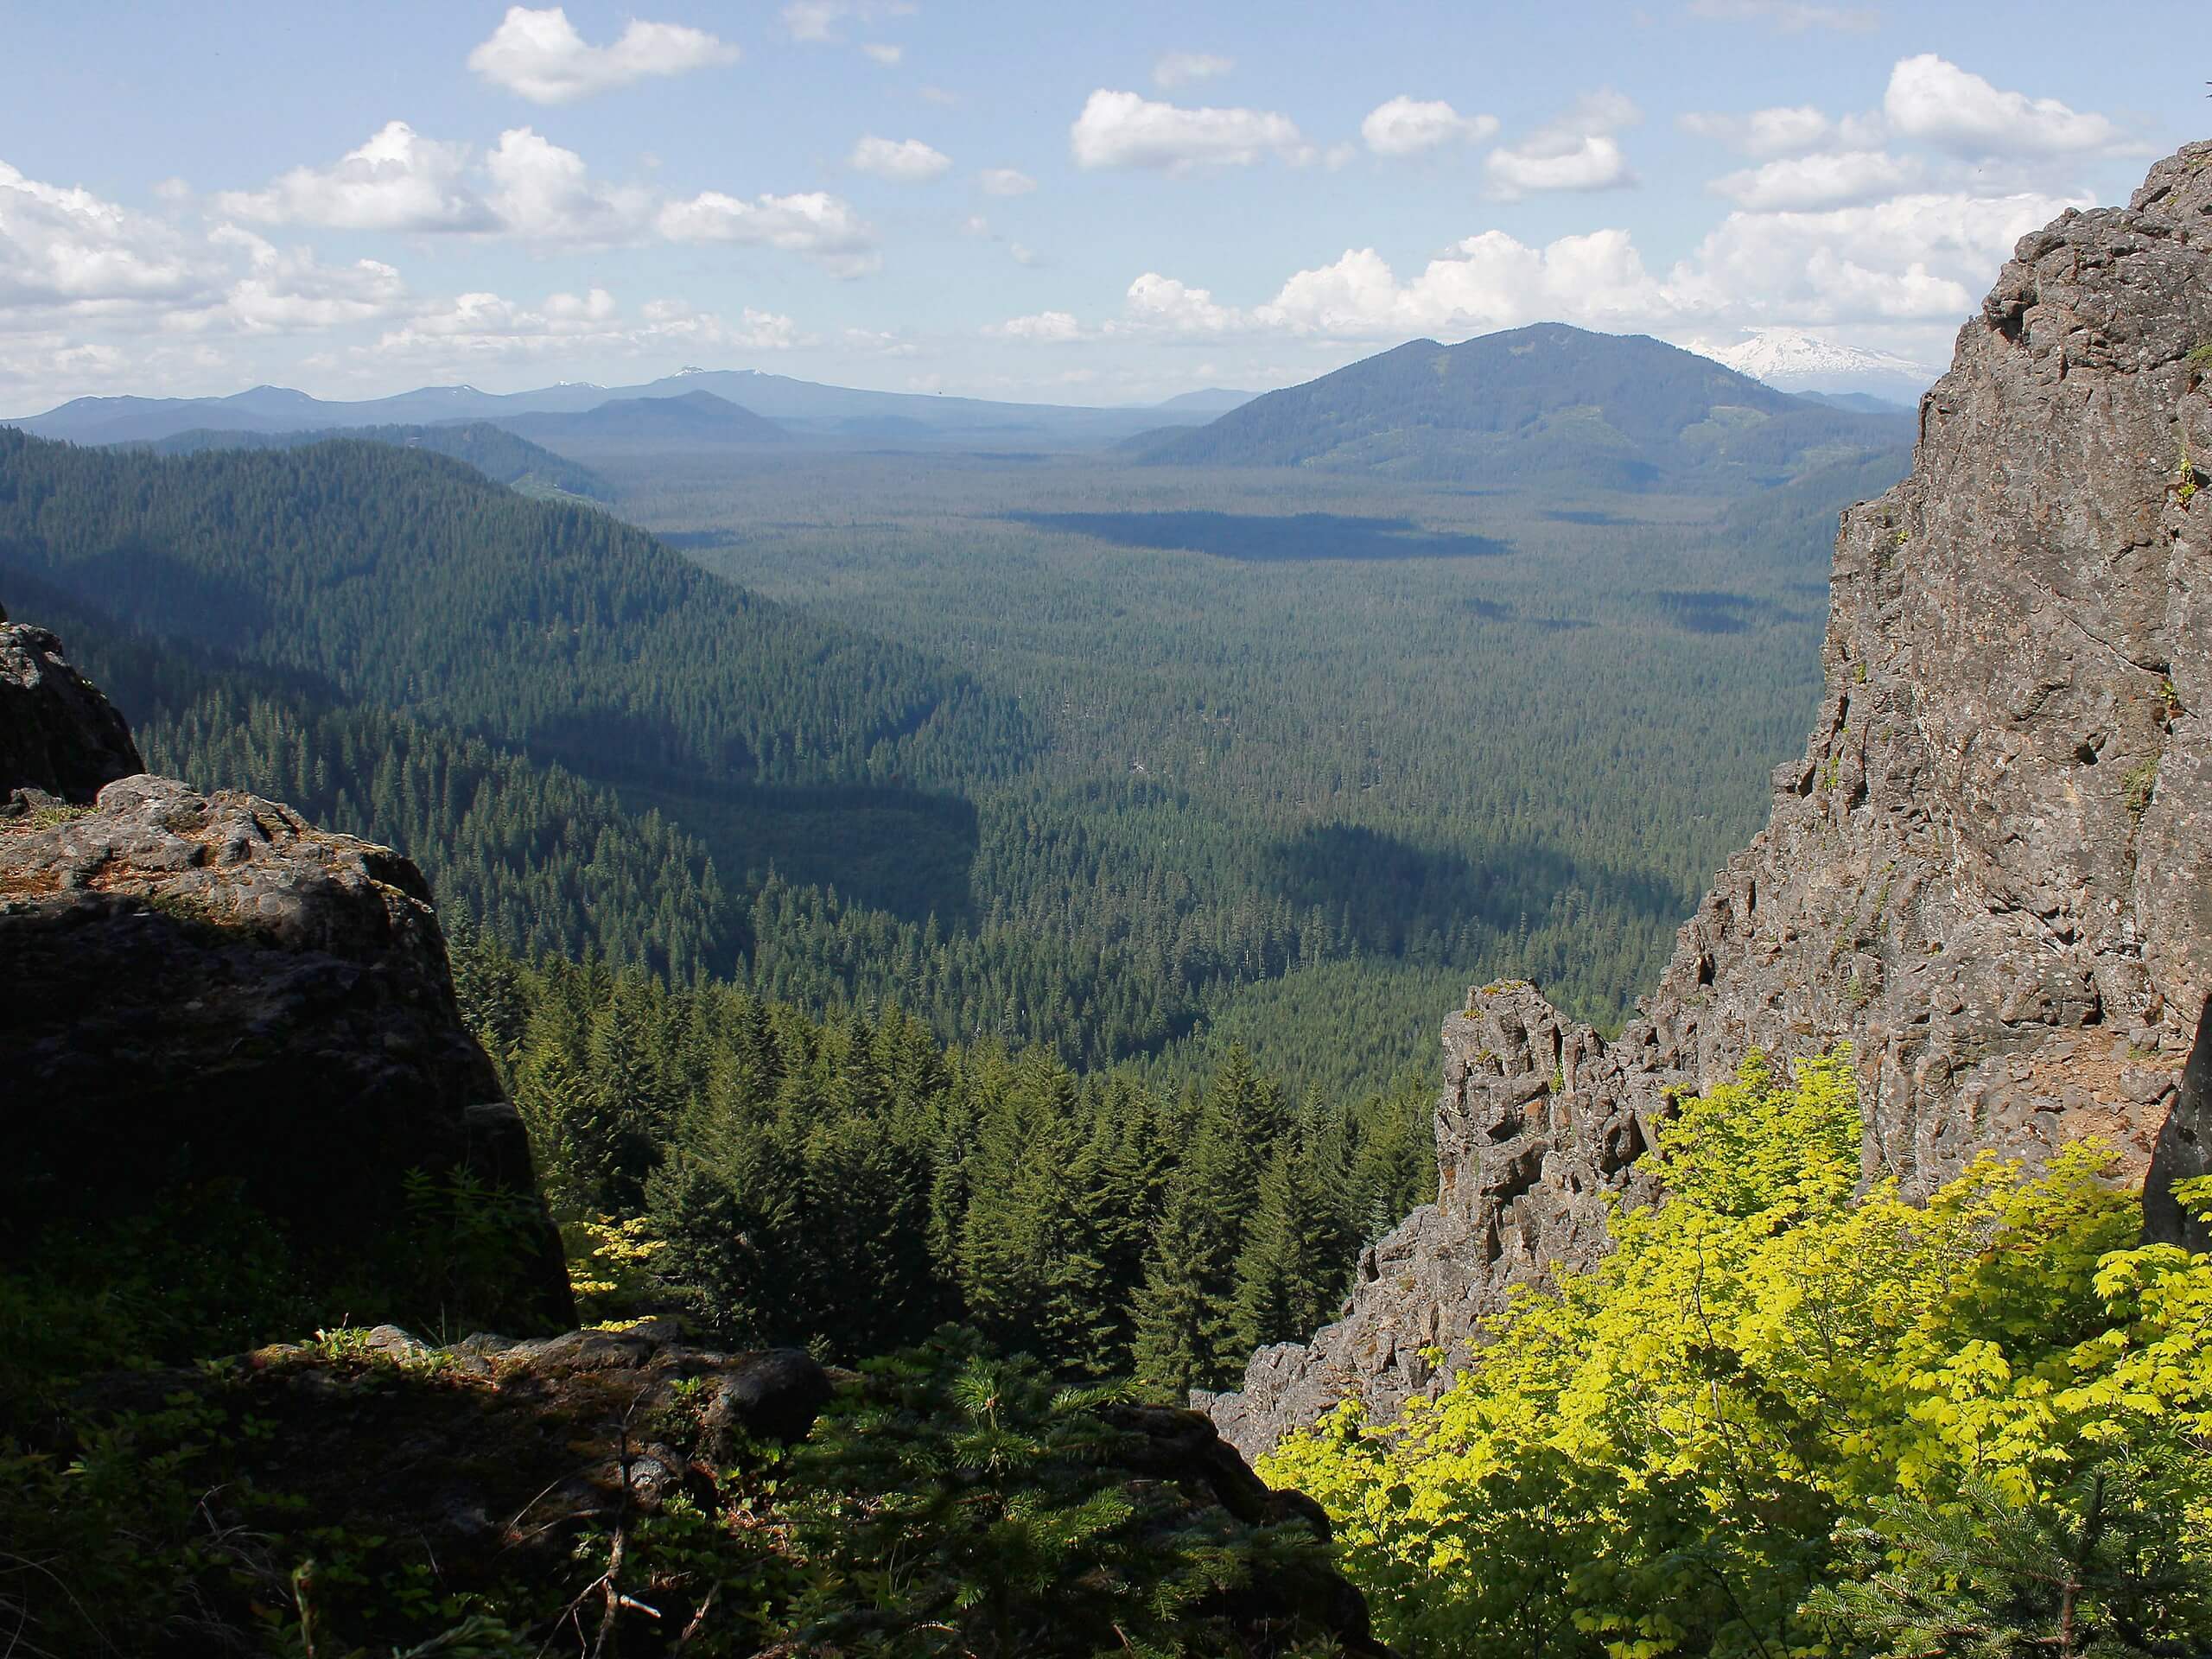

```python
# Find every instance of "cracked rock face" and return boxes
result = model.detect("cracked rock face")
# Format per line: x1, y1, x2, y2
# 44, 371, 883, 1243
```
1, 759, 573, 1332
1203, 140, 2212, 1461
0, 620, 144, 810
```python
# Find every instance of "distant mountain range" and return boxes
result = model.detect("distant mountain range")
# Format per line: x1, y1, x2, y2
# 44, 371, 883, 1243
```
494, 390, 792, 444
5, 367, 1224, 449
6, 327, 1919, 478
1152, 388, 1255, 413
1128, 323, 1914, 493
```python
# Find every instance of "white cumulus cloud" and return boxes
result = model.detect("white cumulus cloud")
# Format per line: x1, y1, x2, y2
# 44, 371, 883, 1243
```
1671, 188, 2086, 322
1129, 177, 2083, 354
215, 121, 490, 233
1884, 54, 2130, 157
1071, 90, 1306, 170
1125, 272, 1243, 333
657, 189, 880, 276
1485, 91, 1640, 198
861, 41, 902, 64
849, 135, 952, 183
1153, 52, 1233, 89
640, 297, 802, 351
486, 127, 653, 242
467, 6, 737, 104
979, 168, 1037, 196
1679, 104, 1853, 156
1361, 96, 1498, 157
205, 226, 408, 333
1710, 149, 1918, 211
1253, 228, 1666, 338
0, 160, 217, 311
991, 309, 1085, 341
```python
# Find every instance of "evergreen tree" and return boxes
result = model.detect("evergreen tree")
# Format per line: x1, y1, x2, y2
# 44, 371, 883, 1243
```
1230, 1128, 1352, 1356
1130, 1046, 1273, 1395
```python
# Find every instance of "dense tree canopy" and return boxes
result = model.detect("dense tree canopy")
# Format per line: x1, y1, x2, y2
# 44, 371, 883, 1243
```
1262, 1052, 2212, 1658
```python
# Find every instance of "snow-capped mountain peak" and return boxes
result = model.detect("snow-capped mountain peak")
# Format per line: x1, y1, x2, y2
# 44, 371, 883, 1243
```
1697, 328, 1934, 397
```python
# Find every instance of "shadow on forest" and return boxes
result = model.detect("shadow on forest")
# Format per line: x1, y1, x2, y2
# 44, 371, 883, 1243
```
1262, 823, 1688, 958
31, 543, 276, 654
622, 776, 983, 932
1007, 511, 1512, 563
1648, 589, 1768, 635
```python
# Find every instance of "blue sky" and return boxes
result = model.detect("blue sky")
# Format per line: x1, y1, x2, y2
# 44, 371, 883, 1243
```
0, 0, 2199, 411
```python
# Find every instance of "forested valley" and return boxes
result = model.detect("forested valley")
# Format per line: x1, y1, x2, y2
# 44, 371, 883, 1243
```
0, 422, 1860, 1100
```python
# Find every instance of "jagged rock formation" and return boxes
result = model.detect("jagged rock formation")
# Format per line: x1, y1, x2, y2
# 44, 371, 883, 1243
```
0, 616, 144, 811
0, 626, 572, 1332
1205, 140, 2212, 1459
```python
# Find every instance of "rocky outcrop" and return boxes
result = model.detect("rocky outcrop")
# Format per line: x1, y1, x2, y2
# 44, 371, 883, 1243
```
0, 645, 571, 1332
1205, 140, 2212, 1459
0, 616, 144, 811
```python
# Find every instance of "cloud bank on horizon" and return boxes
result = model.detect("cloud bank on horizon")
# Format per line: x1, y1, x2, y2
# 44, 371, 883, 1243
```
0, 1, 2190, 411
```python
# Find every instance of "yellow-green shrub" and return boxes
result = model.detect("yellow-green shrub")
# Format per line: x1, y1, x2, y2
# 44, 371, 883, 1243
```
1261, 1048, 2212, 1656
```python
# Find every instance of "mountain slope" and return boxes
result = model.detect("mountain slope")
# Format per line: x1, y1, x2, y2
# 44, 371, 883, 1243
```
1134, 323, 1911, 490
0, 429, 1033, 798
1154, 388, 1255, 413
0, 568, 732, 981
142, 421, 611, 499
491, 388, 791, 444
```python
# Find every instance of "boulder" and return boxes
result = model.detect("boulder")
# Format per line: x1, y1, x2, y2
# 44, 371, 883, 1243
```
0, 756, 572, 1332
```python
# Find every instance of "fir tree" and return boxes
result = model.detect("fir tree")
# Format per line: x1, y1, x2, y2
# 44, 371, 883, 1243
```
1129, 1046, 1273, 1395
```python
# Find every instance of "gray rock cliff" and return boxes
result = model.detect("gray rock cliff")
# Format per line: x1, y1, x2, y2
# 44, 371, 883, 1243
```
1205, 140, 2212, 1459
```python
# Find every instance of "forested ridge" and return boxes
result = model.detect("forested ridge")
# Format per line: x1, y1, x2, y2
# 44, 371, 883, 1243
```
0, 429, 1032, 795
142, 418, 613, 500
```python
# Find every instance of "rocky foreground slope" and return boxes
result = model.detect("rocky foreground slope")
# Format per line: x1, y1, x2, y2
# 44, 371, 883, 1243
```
1205, 141, 2212, 1459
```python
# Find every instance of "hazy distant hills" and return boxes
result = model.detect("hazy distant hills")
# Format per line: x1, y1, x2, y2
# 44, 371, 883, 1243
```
493, 390, 792, 445
1153, 388, 1255, 413
1129, 323, 1913, 492
143, 421, 612, 499
1796, 390, 1918, 416
6, 367, 1221, 448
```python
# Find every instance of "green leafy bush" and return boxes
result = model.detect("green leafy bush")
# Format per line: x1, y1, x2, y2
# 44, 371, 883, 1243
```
1262, 1050, 2212, 1657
